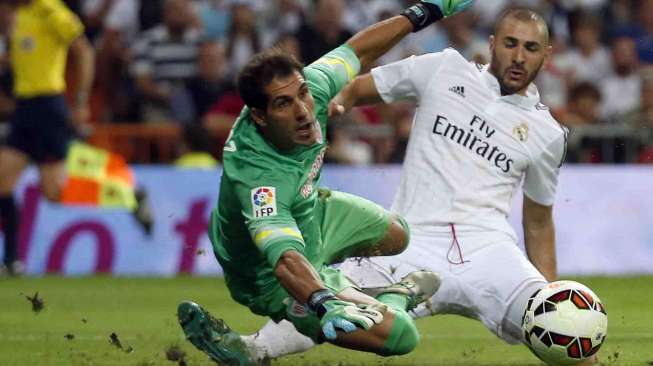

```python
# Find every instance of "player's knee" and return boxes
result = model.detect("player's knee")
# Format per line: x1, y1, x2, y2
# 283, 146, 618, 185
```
40, 183, 61, 202
380, 215, 410, 255
379, 310, 419, 356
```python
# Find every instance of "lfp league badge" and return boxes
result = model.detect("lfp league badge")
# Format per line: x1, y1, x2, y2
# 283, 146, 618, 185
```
251, 187, 277, 217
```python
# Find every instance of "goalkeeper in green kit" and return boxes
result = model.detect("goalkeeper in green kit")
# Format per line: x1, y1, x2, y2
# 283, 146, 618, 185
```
177, 1, 474, 364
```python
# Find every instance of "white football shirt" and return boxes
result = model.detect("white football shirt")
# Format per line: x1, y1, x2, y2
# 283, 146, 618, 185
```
371, 48, 567, 239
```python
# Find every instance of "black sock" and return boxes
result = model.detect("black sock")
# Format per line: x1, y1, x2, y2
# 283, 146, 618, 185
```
0, 195, 18, 266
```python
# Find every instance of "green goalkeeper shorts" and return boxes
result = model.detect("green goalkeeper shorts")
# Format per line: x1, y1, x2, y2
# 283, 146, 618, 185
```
253, 188, 392, 340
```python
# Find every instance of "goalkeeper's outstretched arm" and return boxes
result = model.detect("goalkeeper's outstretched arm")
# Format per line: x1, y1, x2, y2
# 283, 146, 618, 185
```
345, 0, 475, 71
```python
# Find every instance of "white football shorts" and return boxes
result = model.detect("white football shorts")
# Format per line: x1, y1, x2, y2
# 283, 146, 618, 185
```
338, 228, 547, 344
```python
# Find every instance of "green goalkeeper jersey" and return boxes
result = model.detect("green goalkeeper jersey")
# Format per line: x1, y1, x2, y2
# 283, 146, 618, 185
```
209, 45, 361, 310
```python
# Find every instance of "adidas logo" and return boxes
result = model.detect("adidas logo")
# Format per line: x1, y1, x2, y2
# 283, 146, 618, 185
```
448, 85, 466, 98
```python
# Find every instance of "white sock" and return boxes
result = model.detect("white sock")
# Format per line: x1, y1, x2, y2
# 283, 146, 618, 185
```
241, 319, 315, 361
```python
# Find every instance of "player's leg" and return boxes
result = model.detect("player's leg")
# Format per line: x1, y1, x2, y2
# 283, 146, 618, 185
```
206, 254, 433, 363
36, 95, 75, 203
292, 190, 435, 355
408, 231, 548, 346
502, 280, 546, 343
0, 146, 29, 275
279, 270, 436, 357
314, 188, 410, 262
346, 230, 547, 345
177, 271, 436, 365
38, 161, 66, 202
320, 287, 418, 355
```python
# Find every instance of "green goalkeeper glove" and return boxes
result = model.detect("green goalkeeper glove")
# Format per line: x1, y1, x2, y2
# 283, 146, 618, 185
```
308, 289, 384, 340
401, 0, 475, 32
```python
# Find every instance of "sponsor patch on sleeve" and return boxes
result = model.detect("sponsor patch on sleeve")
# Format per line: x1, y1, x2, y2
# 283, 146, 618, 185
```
251, 187, 277, 218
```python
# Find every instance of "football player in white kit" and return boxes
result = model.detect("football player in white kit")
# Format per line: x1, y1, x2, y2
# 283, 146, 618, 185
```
336, 6, 566, 346
198, 6, 575, 365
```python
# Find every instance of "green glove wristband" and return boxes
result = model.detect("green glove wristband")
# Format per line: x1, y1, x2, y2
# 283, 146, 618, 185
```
307, 289, 338, 318
401, 2, 444, 32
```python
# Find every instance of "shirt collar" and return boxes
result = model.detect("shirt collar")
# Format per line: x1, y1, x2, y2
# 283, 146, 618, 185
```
481, 65, 541, 111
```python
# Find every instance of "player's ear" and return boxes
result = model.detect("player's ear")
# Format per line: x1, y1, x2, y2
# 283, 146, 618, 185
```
544, 44, 553, 64
489, 35, 495, 53
250, 108, 267, 127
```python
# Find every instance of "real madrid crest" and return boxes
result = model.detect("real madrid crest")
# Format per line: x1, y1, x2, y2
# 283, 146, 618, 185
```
513, 123, 529, 143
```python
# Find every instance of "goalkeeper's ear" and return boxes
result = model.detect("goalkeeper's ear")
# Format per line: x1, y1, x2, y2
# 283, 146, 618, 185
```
250, 108, 267, 127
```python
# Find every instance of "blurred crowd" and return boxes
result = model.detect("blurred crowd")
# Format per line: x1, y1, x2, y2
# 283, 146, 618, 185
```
1, 0, 653, 164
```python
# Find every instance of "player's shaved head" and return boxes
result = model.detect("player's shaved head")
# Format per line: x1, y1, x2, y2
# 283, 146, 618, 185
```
494, 8, 549, 45
489, 7, 551, 96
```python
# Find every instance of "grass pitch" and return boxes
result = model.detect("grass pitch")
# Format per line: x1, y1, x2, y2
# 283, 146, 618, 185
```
1, 276, 651, 366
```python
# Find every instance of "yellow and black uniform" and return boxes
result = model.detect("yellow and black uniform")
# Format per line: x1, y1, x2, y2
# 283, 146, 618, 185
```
6, 0, 83, 162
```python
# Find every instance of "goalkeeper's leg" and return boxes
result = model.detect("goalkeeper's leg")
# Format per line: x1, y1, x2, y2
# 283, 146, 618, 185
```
230, 270, 440, 360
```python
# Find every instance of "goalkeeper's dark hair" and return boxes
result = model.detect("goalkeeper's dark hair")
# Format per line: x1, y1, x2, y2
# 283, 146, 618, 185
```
494, 7, 550, 44
237, 48, 305, 110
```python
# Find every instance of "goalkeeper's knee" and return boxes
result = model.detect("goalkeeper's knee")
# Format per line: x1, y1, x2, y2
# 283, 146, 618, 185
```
379, 310, 419, 356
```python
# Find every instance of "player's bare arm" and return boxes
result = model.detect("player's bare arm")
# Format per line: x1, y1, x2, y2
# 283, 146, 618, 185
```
522, 195, 557, 281
329, 74, 382, 117
68, 35, 95, 126
346, 0, 472, 71
274, 250, 331, 303
329, 0, 474, 116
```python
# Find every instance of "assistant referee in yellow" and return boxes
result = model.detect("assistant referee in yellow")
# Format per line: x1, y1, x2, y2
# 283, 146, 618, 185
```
0, 0, 94, 275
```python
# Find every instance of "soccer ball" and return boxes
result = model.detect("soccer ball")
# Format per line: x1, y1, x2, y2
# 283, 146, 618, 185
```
522, 280, 608, 365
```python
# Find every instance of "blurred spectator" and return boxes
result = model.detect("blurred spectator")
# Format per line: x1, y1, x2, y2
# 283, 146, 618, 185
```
624, 75, 653, 129
104, 0, 140, 42
556, 0, 608, 14
80, 0, 113, 43
174, 123, 219, 169
195, 0, 231, 40
536, 36, 570, 111
341, 0, 404, 32
325, 120, 373, 165
295, 0, 352, 64
183, 40, 232, 123
261, 0, 305, 47
600, 36, 642, 121
93, 0, 141, 121
130, 0, 200, 123
377, 103, 414, 164
138, 0, 166, 33
557, 82, 603, 126
201, 90, 243, 151
638, 80, 653, 162
559, 82, 605, 163
635, 0, 653, 64
225, 0, 261, 77
555, 15, 612, 87
439, 11, 489, 64
604, 0, 634, 30
627, 75, 653, 163
199, 39, 244, 152
373, 4, 421, 66
273, 33, 302, 60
